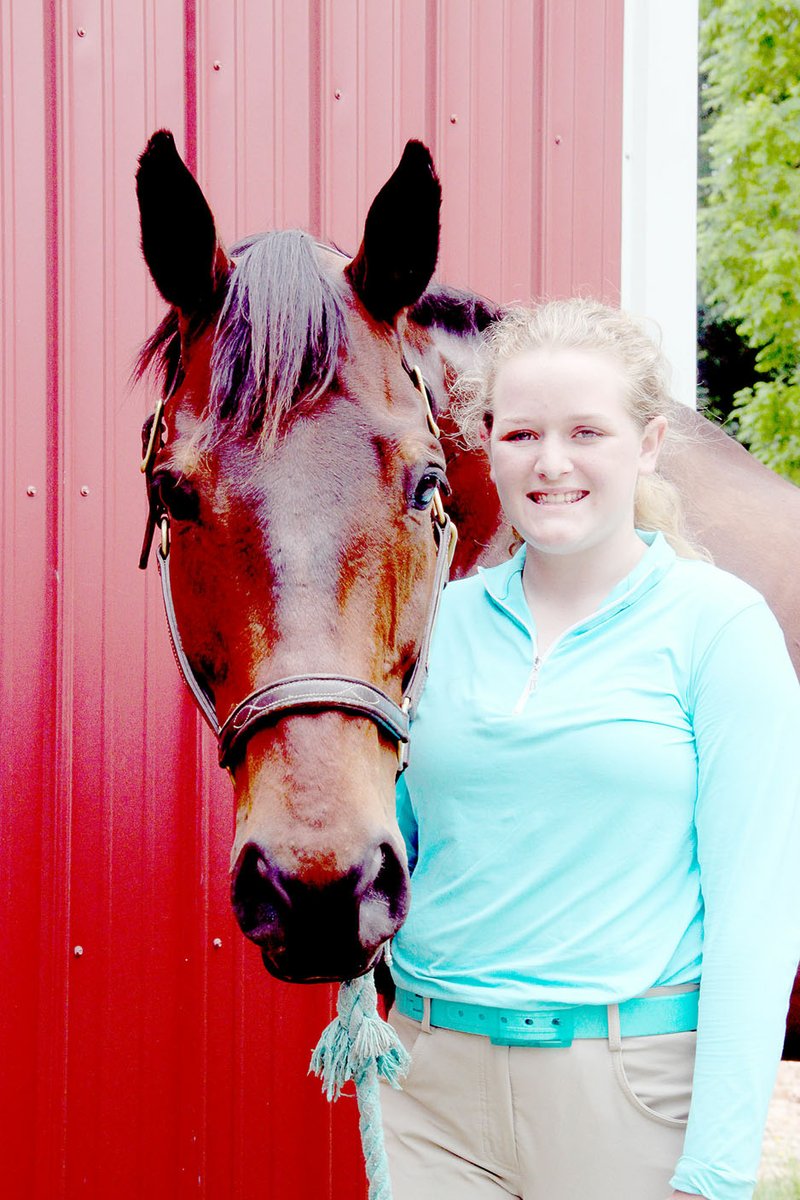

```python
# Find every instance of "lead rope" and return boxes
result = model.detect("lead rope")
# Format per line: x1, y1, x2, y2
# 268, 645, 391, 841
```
309, 966, 409, 1200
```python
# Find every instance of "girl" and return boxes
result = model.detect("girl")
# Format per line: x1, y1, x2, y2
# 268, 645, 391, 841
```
381, 299, 800, 1200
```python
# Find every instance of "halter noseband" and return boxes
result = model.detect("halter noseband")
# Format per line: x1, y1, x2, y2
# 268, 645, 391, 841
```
139, 364, 457, 773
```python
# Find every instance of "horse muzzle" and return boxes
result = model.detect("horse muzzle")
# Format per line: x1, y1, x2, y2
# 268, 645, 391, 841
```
230, 839, 410, 983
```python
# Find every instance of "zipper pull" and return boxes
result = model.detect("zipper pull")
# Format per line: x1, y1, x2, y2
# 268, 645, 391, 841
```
512, 655, 541, 714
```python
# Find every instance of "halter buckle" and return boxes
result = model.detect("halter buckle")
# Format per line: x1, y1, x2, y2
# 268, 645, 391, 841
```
396, 697, 411, 770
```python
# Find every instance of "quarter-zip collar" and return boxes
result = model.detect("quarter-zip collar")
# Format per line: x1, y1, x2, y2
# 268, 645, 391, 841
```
478, 530, 677, 639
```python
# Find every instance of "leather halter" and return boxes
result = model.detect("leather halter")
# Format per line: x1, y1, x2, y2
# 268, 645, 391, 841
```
140, 364, 457, 774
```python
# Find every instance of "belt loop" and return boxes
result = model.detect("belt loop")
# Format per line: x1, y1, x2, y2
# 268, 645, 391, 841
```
607, 1003, 622, 1052
420, 996, 432, 1034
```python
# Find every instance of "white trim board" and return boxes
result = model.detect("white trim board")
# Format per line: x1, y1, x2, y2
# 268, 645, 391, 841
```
621, 0, 699, 408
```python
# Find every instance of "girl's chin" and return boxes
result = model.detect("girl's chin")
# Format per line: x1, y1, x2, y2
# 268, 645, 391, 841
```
520, 532, 588, 556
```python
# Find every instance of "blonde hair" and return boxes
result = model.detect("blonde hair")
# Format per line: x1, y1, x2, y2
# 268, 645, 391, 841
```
451, 298, 706, 560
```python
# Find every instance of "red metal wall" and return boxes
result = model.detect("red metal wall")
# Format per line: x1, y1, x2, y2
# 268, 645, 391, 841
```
0, 2, 623, 1196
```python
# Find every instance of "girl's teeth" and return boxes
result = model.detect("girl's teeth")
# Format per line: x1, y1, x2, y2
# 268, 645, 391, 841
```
533, 492, 584, 504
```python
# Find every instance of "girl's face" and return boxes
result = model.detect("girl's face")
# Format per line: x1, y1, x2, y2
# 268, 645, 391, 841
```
485, 347, 666, 563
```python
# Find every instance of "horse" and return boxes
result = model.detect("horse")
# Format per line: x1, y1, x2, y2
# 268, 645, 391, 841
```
136, 131, 800, 1052
136, 130, 454, 986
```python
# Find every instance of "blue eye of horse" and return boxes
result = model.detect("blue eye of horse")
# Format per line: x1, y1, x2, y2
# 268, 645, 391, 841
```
412, 469, 445, 510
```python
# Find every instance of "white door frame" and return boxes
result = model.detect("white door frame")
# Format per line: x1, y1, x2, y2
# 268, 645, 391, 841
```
621, 0, 699, 408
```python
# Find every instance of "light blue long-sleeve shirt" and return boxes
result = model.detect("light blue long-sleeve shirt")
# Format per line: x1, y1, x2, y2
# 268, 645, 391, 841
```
391, 531, 800, 1200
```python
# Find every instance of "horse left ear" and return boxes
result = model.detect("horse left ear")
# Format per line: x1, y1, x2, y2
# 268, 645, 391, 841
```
136, 129, 230, 316
347, 140, 441, 324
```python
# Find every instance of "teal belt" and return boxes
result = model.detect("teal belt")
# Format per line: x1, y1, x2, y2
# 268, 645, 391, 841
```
395, 986, 699, 1048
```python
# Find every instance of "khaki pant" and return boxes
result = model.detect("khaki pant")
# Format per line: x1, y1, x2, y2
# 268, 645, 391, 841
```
380, 1004, 696, 1200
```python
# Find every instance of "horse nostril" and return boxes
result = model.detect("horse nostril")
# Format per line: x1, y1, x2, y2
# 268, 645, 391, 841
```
358, 841, 409, 950
371, 842, 408, 924
231, 843, 289, 936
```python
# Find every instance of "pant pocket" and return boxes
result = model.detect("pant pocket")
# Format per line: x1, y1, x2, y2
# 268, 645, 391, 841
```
387, 1009, 434, 1090
612, 1030, 696, 1127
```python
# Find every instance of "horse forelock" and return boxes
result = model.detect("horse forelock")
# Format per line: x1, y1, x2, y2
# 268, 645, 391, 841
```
136, 230, 348, 445
208, 230, 347, 445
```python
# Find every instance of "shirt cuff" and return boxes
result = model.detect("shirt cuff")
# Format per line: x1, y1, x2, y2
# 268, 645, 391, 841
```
671, 1156, 757, 1200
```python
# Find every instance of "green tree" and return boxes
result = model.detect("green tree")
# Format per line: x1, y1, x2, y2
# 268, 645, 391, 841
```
698, 0, 800, 481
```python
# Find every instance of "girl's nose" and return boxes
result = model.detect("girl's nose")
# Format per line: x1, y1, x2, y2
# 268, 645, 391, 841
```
533, 438, 572, 478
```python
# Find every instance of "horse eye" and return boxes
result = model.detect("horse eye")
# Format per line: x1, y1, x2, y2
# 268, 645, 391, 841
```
412, 468, 446, 511
153, 470, 200, 523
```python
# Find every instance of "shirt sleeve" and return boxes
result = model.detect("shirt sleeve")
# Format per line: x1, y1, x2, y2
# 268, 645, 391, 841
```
396, 771, 419, 875
670, 600, 800, 1200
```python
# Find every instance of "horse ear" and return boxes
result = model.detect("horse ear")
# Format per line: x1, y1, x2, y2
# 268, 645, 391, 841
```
136, 129, 229, 314
347, 140, 441, 324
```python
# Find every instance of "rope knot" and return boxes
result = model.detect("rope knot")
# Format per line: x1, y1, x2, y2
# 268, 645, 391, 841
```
309, 970, 409, 1199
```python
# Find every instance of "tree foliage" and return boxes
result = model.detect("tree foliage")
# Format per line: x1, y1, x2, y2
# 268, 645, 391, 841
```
698, 0, 800, 481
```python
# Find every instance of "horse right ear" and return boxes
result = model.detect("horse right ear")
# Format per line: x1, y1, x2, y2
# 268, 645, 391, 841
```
136, 130, 229, 315
347, 140, 441, 325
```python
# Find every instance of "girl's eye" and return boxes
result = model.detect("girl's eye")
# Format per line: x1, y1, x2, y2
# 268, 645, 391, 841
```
153, 469, 200, 522
412, 468, 448, 511
574, 429, 602, 440
505, 430, 536, 442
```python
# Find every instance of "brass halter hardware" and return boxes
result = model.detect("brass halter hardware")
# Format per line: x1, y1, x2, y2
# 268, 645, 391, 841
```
410, 364, 440, 439
140, 396, 165, 474
140, 363, 457, 774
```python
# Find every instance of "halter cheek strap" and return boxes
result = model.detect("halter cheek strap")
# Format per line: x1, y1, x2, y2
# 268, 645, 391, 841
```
141, 366, 457, 774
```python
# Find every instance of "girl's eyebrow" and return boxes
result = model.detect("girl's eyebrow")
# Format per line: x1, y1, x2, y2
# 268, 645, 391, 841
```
494, 411, 609, 426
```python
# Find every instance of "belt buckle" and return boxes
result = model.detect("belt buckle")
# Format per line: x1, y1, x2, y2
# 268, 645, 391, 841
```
490, 1009, 574, 1048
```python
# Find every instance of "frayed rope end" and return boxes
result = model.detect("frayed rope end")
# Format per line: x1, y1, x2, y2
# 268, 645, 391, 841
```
309, 972, 410, 1101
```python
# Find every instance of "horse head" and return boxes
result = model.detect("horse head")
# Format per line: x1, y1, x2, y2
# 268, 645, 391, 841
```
136, 131, 449, 983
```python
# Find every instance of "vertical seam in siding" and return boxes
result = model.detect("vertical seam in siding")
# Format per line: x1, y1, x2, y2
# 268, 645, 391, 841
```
308, 0, 323, 237
45, 0, 72, 1192
185, 0, 198, 174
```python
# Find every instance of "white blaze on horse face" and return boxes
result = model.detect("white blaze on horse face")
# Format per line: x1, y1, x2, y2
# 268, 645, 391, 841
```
222, 405, 412, 884
488, 348, 665, 575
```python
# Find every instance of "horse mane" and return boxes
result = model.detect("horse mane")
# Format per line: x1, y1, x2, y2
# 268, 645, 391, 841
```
410, 285, 502, 336
136, 230, 348, 445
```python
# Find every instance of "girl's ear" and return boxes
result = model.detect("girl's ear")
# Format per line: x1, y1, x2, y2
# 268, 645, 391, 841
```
638, 415, 668, 475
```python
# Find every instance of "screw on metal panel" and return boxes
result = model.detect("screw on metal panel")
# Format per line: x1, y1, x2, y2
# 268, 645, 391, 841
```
76, 27, 86, 37
73, 945, 84, 957
334, 89, 342, 100
26, 485, 37, 496
449, 114, 458, 124
80, 485, 90, 496
213, 60, 221, 71
212, 938, 223, 950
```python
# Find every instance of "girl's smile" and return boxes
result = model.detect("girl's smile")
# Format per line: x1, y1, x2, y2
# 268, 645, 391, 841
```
530, 489, 589, 504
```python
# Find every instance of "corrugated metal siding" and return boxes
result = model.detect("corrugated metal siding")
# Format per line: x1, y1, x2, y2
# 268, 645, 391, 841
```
0, 2, 623, 1196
